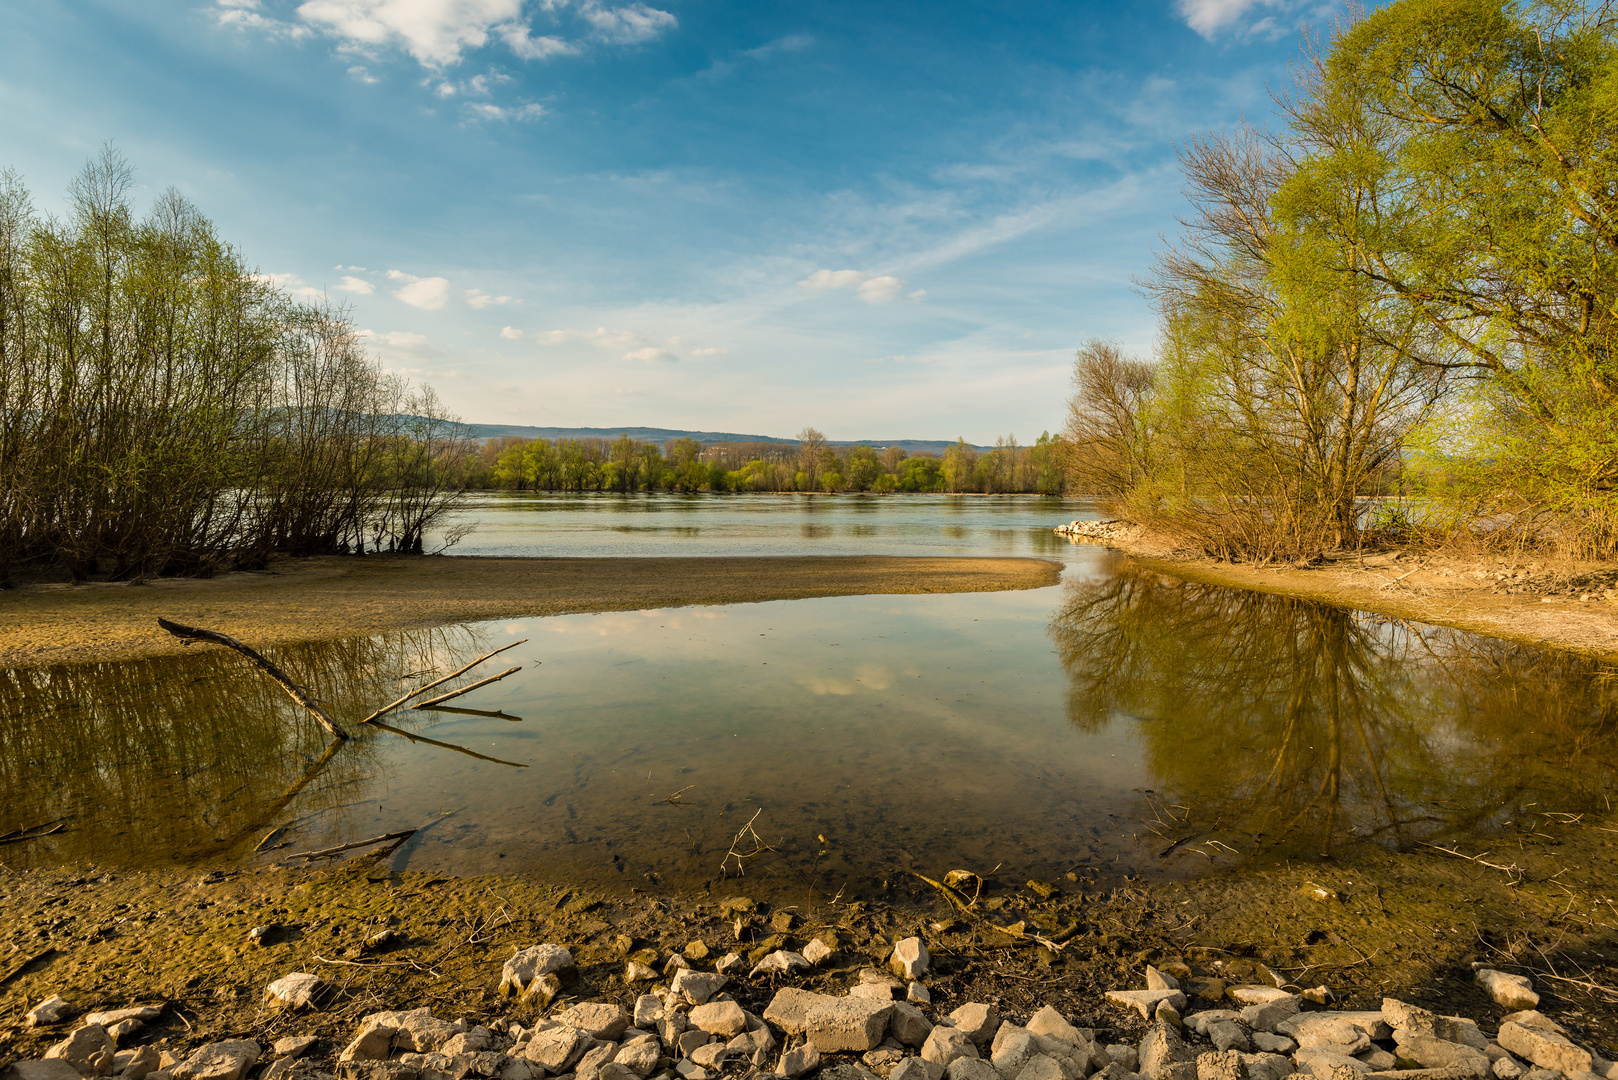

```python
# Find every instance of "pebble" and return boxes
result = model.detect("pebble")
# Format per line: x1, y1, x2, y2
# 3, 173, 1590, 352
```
908, 982, 932, 1005
498, 944, 573, 999
891, 938, 931, 981
27, 997, 76, 1027
265, 974, 324, 1011
1475, 970, 1540, 1012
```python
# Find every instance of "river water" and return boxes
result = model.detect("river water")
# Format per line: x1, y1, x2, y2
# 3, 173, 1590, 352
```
3, 493, 1614, 904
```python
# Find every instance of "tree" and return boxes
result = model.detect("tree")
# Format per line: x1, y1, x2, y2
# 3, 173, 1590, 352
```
797, 427, 827, 490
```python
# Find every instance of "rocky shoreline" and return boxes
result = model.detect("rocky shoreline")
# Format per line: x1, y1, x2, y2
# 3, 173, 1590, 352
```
8, 933, 1611, 1080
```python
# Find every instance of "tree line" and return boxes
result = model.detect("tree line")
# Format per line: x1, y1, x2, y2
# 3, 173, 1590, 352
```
466, 427, 1067, 494
0, 149, 471, 587
1064, 0, 1618, 561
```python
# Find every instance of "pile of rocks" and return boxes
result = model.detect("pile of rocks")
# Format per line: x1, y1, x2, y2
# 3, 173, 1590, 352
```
6, 939, 1613, 1080
1052, 521, 1137, 544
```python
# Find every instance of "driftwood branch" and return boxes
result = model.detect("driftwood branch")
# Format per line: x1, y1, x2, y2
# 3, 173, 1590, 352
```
284, 829, 417, 861
157, 618, 348, 740
414, 667, 521, 708
359, 640, 528, 725
369, 719, 530, 768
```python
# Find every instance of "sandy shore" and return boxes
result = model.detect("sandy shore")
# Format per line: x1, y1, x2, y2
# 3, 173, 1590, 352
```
1056, 522, 1618, 659
0, 554, 1062, 668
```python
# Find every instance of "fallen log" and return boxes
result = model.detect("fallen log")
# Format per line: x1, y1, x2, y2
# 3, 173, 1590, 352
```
157, 618, 347, 740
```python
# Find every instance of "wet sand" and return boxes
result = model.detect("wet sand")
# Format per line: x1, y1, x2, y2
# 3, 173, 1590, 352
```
0, 555, 1062, 667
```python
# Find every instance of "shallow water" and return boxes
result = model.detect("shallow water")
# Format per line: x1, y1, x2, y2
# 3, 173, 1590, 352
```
4, 499, 1616, 903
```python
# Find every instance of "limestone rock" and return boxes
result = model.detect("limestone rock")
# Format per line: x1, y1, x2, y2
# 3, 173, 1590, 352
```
559, 1004, 631, 1041
29, 998, 77, 1028
121, 1046, 163, 1080
1024, 1008, 1083, 1050
925, 1027, 981, 1068
687, 1045, 732, 1070
891, 1003, 934, 1049
1196, 1051, 1244, 1080
1295, 1020, 1370, 1058
267, 974, 325, 1011
85, 1009, 162, 1028
499, 945, 573, 999
1016, 1056, 1064, 1080
172, 1042, 260, 1080
673, 1063, 711, 1080
714, 953, 745, 976
1207, 1024, 1249, 1054
1289, 1049, 1370, 1079
1278, 1014, 1388, 1047
1497, 1022, 1592, 1077
805, 940, 835, 966
1189, 1014, 1241, 1036
1499, 1013, 1563, 1036
1250, 1035, 1293, 1056
388, 1011, 461, 1054
752, 951, 812, 978
778, 1043, 821, 1080
1237, 1053, 1289, 1080
1238, 999, 1300, 1034
807, 998, 895, 1053
1107, 1047, 1139, 1072
6, 1062, 85, 1080
1395, 1036, 1490, 1077
892, 939, 931, 981
854, 984, 900, 1001
273, 1039, 317, 1060
992, 1030, 1040, 1080
626, 962, 658, 983
634, 995, 662, 1030
1147, 968, 1180, 992
949, 1005, 1001, 1046
1107, 992, 1186, 1023
677, 1030, 714, 1057
521, 1026, 589, 1072
45, 1026, 115, 1076
690, 1002, 747, 1039
1138, 1023, 1195, 1080
727, 1026, 776, 1065
894, 1060, 944, 1080
1493, 1057, 1524, 1080
949, 1061, 1001, 1080
672, 970, 727, 1005
910, 983, 932, 1005
340, 1024, 396, 1064
766, 989, 837, 1035
1226, 988, 1291, 1007
1474, 971, 1539, 1012
615, 1042, 659, 1078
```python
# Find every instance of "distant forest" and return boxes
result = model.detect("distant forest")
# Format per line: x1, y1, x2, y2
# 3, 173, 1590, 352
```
466, 428, 1067, 494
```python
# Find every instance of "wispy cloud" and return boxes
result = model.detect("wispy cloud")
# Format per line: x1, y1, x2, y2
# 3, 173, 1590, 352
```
338, 275, 374, 294
465, 288, 514, 308
1175, 0, 1298, 39
388, 269, 451, 310
575, 0, 677, 44
798, 269, 918, 304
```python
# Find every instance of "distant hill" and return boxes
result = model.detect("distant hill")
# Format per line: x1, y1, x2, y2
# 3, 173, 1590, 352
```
461, 423, 994, 455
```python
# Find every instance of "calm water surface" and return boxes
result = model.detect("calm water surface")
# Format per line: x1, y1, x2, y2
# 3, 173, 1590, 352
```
4, 496, 1615, 902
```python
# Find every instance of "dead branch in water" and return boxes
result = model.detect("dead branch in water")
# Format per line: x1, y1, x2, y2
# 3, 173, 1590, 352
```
157, 618, 347, 740
720, 809, 775, 877
284, 829, 417, 861
368, 719, 529, 768
413, 666, 521, 709
912, 871, 1068, 953
358, 639, 528, 725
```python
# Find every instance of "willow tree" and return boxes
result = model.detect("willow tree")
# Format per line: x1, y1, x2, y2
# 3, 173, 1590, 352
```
1276, 0, 1618, 552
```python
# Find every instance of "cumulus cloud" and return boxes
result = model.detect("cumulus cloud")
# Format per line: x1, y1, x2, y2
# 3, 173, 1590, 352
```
466, 101, 547, 120
373, 330, 429, 347
623, 346, 677, 362
799, 269, 917, 304
500, 325, 525, 339
465, 288, 513, 308
501, 22, 577, 58
577, 0, 677, 44
689, 346, 728, 357
213, 0, 312, 38
1176, 0, 1293, 38
338, 275, 374, 294
388, 269, 452, 310
256, 271, 324, 302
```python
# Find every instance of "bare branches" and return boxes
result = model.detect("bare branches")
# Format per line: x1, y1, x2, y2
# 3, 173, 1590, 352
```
158, 618, 348, 740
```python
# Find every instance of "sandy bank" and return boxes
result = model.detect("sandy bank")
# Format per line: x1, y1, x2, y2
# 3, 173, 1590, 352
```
0, 555, 1062, 668
1055, 520, 1618, 660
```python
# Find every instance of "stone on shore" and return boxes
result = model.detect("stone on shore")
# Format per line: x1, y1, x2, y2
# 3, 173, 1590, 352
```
4, 1062, 85, 1080
266, 974, 325, 1011
949, 1005, 1001, 1046
910, 983, 933, 1005
892, 938, 931, 980
887, 1002, 932, 1048
893, 1057, 944, 1080
672, 969, 727, 1005
1107, 991, 1186, 1022
949, 1060, 1002, 1080
1394, 1035, 1491, 1077
557, 1003, 631, 1041
521, 1025, 589, 1072
806, 997, 895, 1053
690, 1001, 747, 1038
778, 1043, 821, 1080
1138, 1022, 1197, 1080
752, 951, 811, 977
499, 945, 573, 999
765, 988, 836, 1035
925, 1026, 981, 1067
85, 1008, 162, 1027
1474, 971, 1539, 1012
44, 1025, 114, 1075
272, 1038, 317, 1060
1146, 968, 1179, 992
172, 1041, 260, 1080
1497, 1022, 1593, 1077
1024, 1007, 1084, 1049
805, 939, 835, 965
28, 998, 76, 1027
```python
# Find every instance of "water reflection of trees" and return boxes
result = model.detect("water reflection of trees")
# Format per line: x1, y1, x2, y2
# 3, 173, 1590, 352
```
0, 626, 493, 869
1049, 557, 1618, 863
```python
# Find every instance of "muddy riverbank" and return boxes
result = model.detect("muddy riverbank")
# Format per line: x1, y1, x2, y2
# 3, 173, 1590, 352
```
0, 556, 1061, 668
2, 805, 1616, 1066
1054, 520, 1618, 661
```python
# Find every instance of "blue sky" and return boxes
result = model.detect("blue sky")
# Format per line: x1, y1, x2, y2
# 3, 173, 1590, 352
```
3, 0, 1331, 441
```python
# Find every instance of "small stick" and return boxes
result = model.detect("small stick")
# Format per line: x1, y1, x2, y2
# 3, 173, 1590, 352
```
0, 817, 67, 842
359, 640, 528, 724
284, 829, 417, 861
368, 719, 529, 767
158, 618, 347, 740
253, 824, 288, 853
0, 824, 65, 846
413, 667, 520, 708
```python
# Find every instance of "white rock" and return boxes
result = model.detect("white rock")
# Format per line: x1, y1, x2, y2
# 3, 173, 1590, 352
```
266, 974, 324, 1011
806, 997, 896, 1053
778, 1042, 821, 1080
273, 1038, 317, 1060
634, 995, 662, 1029
1226, 987, 1292, 1006
804, 939, 835, 965
626, 961, 659, 983
28, 997, 76, 1027
926, 1026, 982, 1067
949, 1060, 1002, 1080
672, 969, 727, 1005
909, 982, 932, 1005
714, 953, 745, 975
85, 1009, 162, 1027
751, 951, 811, 977
172, 1041, 261, 1080
892, 937, 931, 980
1475, 970, 1539, 1012
1146, 967, 1179, 991
44, 1025, 114, 1075
6, 1062, 83, 1080
499, 944, 573, 998
1498, 1021, 1592, 1076
764, 988, 835, 1035
1106, 991, 1186, 1022
949, 1004, 1001, 1045
891, 1002, 934, 1048
690, 1002, 748, 1039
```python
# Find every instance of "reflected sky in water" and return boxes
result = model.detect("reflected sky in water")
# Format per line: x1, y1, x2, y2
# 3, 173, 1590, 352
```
5, 505, 1617, 904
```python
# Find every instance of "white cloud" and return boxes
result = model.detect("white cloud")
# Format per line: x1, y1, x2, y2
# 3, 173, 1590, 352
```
256, 271, 324, 302
347, 64, 379, 82
1175, 0, 1293, 38
466, 289, 513, 308
576, 0, 676, 44
338, 275, 374, 294
690, 346, 727, 357
857, 276, 905, 303
466, 101, 547, 121
375, 330, 429, 347
798, 269, 915, 304
623, 346, 677, 362
214, 0, 312, 38
292, 0, 522, 66
500, 22, 577, 58
388, 269, 452, 310
740, 33, 812, 61
799, 269, 866, 290
500, 325, 525, 339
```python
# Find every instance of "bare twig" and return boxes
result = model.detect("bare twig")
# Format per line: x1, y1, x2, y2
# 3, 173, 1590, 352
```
284, 830, 417, 861
413, 667, 521, 709
720, 809, 776, 877
368, 719, 529, 767
359, 640, 528, 725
